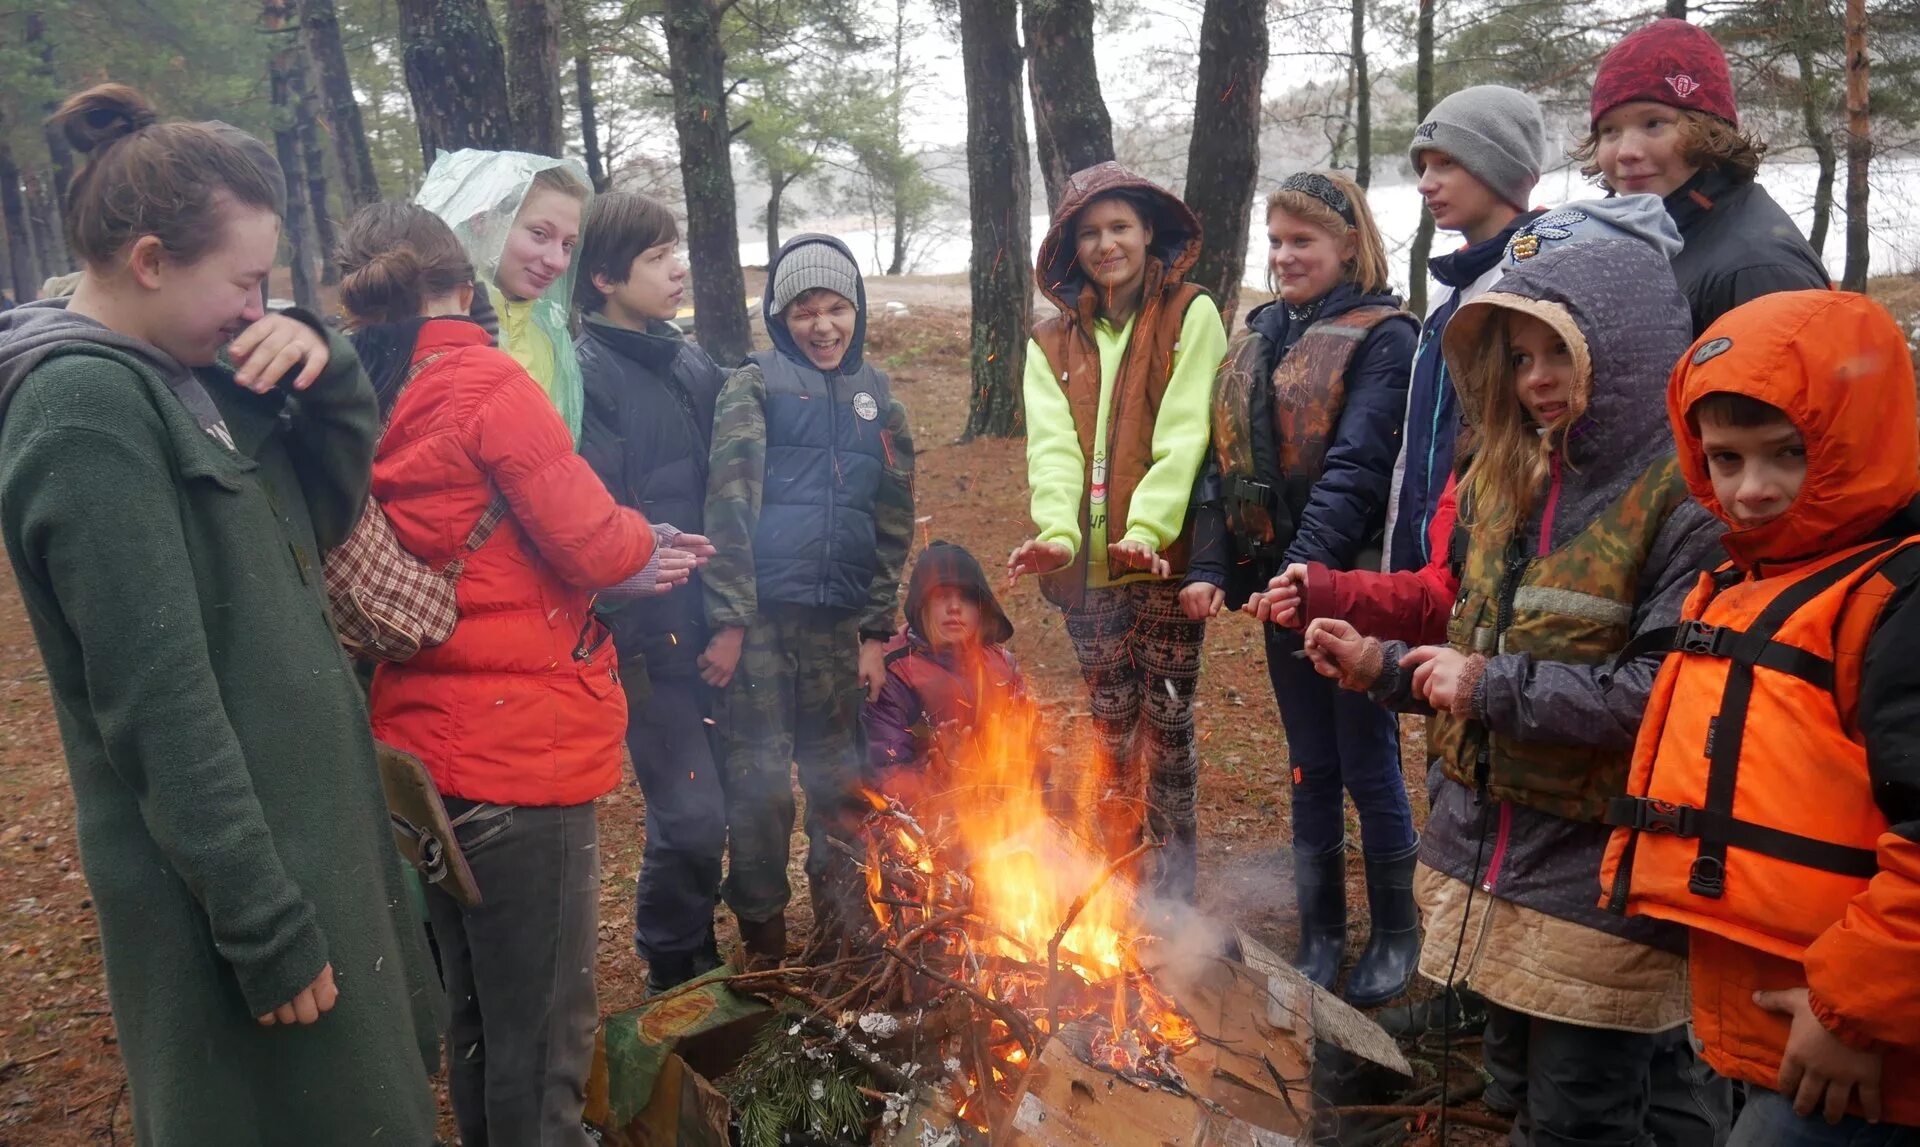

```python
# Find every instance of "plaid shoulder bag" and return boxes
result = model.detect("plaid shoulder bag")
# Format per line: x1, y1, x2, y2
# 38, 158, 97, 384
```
325, 352, 509, 662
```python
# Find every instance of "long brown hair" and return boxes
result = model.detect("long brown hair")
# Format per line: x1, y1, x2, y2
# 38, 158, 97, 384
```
49, 83, 282, 269
334, 202, 476, 328
1458, 305, 1592, 538
1266, 171, 1392, 296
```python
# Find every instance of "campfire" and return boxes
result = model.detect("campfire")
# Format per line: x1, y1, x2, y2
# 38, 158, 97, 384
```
590, 694, 1416, 1146
847, 698, 1201, 1124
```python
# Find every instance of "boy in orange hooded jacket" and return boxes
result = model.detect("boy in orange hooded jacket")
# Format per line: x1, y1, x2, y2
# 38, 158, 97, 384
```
1601, 290, 1920, 1142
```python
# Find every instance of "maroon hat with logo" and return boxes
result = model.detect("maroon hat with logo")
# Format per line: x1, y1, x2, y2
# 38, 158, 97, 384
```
1591, 18, 1738, 129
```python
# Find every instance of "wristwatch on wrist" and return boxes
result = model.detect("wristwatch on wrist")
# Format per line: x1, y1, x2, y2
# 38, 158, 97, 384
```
859, 627, 894, 644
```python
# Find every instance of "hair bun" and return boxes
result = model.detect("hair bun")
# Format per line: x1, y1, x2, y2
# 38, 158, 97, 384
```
54, 84, 161, 156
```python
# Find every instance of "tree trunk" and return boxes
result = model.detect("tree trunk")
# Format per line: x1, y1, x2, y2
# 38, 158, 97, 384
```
1351, 0, 1371, 188
300, 0, 382, 207
1182, 0, 1268, 325
1665, 0, 1687, 17
397, 0, 514, 167
266, 0, 319, 308
959, 0, 1032, 439
890, 189, 909, 276
1407, 0, 1436, 315
0, 145, 40, 304
766, 168, 787, 267
663, 0, 752, 366
506, 0, 565, 155
887, 0, 911, 276
24, 172, 63, 281
27, 10, 74, 272
294, 48, 340, 283
1842, 0, 1870, 290
1022, 0, 1114, 212
576, 54, 609, 191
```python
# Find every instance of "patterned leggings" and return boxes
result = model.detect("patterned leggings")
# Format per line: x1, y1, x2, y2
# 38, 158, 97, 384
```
1062, 580, 1207, 900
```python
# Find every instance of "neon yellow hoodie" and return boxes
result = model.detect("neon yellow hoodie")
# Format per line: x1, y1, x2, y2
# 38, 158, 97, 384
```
1022, 294, 1226, 586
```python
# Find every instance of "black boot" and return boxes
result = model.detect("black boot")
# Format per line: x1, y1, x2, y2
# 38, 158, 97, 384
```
1376, 985, 1489, 1039
1292, 841, 1348, 989
1343, 839, 1421, 1007
736, 913, 787, 970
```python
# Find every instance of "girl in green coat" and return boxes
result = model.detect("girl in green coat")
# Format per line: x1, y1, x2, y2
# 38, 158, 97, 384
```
0, 85, 438, 1145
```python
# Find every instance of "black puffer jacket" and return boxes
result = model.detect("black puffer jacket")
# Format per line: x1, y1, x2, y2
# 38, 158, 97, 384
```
1665, 167, 1829, 335
577, 314, 724, 677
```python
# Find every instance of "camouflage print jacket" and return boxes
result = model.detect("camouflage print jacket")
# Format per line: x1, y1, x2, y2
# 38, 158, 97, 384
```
702, 358, 915, 637
1367, 238, 1722, 946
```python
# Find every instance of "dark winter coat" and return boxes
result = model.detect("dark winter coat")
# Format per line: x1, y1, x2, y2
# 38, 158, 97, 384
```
1188, 282, 1415, 603
0, 301, 439, 1144
738, 235, 898, 619
1383, 211, 1541, 573
1665, 167, 1829, 335
1368, 239, 1724, 946
577, 313, 725, 678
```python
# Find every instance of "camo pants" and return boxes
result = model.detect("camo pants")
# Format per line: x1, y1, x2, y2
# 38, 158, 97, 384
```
1061, 580, 1206, 901
717, 603, 869, 928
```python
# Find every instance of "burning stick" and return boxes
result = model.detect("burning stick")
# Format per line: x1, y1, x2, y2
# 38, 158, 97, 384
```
879, 943, 1042, 1056
1045, 838, 1161, 1036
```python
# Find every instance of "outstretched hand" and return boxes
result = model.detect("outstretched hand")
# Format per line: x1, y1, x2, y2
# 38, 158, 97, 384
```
1107, 539, 1171, 579
1243, 563, 1308, 627
1302, 618, 1368, 683
1178, 581, 1225, 620
1007, 539, 1073, 584
1402, 646, 1473, 713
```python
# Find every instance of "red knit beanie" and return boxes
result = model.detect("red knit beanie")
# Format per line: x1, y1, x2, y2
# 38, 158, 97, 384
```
1591, 18, 1738, 129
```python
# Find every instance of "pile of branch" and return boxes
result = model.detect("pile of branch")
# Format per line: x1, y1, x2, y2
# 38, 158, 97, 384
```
655, 796, 1192, 1134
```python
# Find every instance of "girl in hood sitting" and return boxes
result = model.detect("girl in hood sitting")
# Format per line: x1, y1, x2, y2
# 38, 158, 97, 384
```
865, 540, 1033, 807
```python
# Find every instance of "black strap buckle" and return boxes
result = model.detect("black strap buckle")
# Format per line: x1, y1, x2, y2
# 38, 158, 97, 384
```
1673, 620, 1724, 655
1227, 475, 1272, 505
1606, 795, 1697, 837
1688, 855, 1726, 898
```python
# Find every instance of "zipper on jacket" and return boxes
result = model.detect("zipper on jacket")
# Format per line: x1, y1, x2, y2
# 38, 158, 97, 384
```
1480, 801, 1514, 893
821, 366, 838, 606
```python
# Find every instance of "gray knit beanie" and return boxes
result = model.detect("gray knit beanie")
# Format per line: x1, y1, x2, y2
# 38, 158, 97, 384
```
771, 240, 860, 315
1409, 85, 1545, 211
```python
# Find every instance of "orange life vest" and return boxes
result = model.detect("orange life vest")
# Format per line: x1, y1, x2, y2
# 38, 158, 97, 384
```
1600, 535, 1920, 957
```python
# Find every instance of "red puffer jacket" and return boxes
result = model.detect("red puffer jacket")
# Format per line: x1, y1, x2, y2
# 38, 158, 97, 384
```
368, 319, 653, 806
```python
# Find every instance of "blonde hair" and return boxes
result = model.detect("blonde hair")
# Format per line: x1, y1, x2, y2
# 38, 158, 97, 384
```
1458, 307, 1591, 538
1266, 171, 1391, 296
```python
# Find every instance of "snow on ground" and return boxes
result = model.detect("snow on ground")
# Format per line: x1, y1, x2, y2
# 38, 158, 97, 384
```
747, 157, 1920, 293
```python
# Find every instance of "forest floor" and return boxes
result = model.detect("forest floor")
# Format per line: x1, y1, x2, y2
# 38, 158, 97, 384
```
5, 271, 1916, 1144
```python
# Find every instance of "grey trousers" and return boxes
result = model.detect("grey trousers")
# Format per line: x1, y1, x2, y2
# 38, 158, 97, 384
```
1485, 1005, 1732, 1147
425, 799, 601, 1147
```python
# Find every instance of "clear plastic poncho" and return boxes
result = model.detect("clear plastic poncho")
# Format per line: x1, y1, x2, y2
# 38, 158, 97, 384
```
414, 149, 592, 444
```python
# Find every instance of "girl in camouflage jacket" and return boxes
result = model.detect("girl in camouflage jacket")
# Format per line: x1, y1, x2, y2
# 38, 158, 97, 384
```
1300, 237, 1728, 1143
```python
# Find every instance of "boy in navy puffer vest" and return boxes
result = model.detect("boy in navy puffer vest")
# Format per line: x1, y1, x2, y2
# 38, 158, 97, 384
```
700, 235, 916, 965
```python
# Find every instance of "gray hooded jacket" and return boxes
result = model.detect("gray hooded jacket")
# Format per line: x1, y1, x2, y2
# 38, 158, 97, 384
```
1374, 238, 1725, 945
